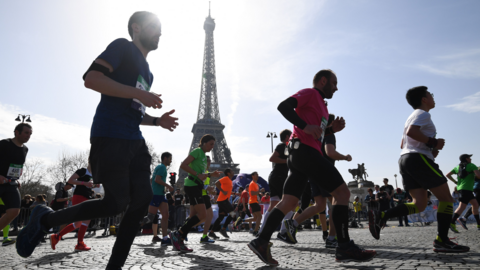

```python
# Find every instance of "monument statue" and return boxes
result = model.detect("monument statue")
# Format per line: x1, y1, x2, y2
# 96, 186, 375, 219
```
348, 163, 367, 182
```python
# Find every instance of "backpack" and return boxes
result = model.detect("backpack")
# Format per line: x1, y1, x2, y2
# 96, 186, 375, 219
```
458, 163, 470, 179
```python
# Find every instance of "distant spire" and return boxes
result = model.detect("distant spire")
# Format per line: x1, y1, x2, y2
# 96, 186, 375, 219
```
209, 1, 211, 17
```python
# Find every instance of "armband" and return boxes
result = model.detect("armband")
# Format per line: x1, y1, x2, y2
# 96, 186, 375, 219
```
425, 137, 438, 148
82, 61, 111, 81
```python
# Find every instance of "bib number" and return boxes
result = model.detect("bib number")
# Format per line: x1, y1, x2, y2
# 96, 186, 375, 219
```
7, 164, 23, 180
318, 117, 328, 143
131, 75, 151, 115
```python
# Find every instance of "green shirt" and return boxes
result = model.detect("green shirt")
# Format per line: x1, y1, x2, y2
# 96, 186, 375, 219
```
184, 148, 207, 187
451, 163, 478, 191
151, 164, 167, 195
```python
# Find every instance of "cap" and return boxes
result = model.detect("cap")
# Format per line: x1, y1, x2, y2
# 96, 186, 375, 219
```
459, 154, 473, 162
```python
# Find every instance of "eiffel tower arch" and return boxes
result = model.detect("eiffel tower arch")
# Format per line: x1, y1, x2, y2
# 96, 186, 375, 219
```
177, 7, 240, 188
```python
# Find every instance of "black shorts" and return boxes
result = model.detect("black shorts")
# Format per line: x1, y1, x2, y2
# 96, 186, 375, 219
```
310, 181, 332, 198
218, 199, 234, 214
203, 195, 212, 209
459, 190, 475, 204
283, 142, 344, 199
268, 172, 287, 198
0, 184, 21, 210
184, 185, 204, 206
399, 153, 447, 191
250, 203, 261, 213
0, 204, 5, 214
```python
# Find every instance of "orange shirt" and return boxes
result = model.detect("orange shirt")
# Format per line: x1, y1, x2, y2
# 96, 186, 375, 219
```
217, 176, 232, 202
249, 181, 259, 204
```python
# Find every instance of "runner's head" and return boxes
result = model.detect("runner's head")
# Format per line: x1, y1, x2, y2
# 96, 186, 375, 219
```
199, 134, 216, 153
459, 154, 472, 164
224, 168, 234, 179
14, 123, 32, 144
406, 86, 435, 110
251, 171, 258, 182
312, 69, 337, 99
128, 11, 161, 51
279, 129, 292, 143
161, 151, 172, 166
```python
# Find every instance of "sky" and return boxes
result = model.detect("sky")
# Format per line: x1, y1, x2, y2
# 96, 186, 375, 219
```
1, 0, 479, 192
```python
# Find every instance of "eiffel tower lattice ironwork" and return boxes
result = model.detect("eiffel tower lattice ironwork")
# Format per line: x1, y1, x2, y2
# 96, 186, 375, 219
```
178, 7, 240, 187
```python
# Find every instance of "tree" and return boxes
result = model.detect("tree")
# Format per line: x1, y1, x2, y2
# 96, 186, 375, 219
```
19, 158, 54, 202
146, 141, 161, 173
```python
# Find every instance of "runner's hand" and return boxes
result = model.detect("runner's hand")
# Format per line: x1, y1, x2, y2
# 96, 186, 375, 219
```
303, 125, 323, 139
436, 139, 445, 150
332, 117, 345, 133
345, 154, 352, 161
211, 170, 221, 177
167, 185, 174, 193
432, 148, 439, 158
198, 174, 207, 181
137, 91, 163, 109
158, 110, 179, 131
85, 182, 94, 188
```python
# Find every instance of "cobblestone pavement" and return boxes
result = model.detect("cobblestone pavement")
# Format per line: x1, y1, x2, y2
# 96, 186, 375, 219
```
2, 223, 480, 269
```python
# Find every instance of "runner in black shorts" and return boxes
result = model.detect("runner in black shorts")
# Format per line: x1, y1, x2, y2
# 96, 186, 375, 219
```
0, 123, 31, 247
369, 86, 469, 253
16, 12, 180, 269
170, 135, 220, 252
248, 70, 376, 266
209, 169, 235, 239
282, 114, 353, 249
258, 129, 291, 235
458, 174, 480, 229
446, 154, 480, 232
234, 186, 253, 230
244, 172, 262, 235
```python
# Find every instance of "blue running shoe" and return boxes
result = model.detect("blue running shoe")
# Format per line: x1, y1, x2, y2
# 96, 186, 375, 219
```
16, 205, 53, 258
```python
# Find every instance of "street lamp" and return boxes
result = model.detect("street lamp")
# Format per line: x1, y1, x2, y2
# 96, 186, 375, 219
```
394, 174, 398, 189
266, 132, 277, 169
15, 114, 32, 123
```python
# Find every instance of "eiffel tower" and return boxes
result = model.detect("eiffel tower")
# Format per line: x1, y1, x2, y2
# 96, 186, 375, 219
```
178, 6, 240, 187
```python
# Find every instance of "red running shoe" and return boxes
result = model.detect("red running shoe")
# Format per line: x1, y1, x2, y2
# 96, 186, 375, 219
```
50, 234, 59, 250
74, 241, 91, 252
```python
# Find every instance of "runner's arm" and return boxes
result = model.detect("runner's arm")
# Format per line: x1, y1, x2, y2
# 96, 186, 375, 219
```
445, 171, 458, 184
215, 181, 226, 195
269, 151, 286, 164
406, 125, 445, 150
155, 175, 173, 189
67, 173, 93, 188
277, 97, 307, 130
325, 144, 350, 161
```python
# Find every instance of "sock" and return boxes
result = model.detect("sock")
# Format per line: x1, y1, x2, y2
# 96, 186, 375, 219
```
202, 234, 207, 239
464, 207, 473, 219
258, 211, 270, 233
437, 201, 454, 241
3, 224, 9, 239
383, 203, 418, 219
212, 214, 226, 232
280, 211, 294, 233
179, 215, 200, 238
451, 213, 460, 225
332, 205, 350, 248
327, 235, 335, 241
58, 223, 76, 238
258, 208, 285, 242
474, 214, 480, 225
77, 224, 88, 243
222, 215, 234, 230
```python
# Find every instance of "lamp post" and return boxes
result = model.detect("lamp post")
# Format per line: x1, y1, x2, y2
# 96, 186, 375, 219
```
266, 132, 277, 168
15, 114, 32, 123
394, 174, 398, 189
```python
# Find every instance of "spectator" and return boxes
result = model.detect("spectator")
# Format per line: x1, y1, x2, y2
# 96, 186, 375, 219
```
375, 187, 390, 226
365, 188, 377, 212
261, 193, 270, 204
30, 195, 46, 209
373, 185, 380, 195
21, 195, 34, 209
353, 196, 362, 225
382, 178, 395, 209
393, 188, 409, 227
174, 189, 184, 206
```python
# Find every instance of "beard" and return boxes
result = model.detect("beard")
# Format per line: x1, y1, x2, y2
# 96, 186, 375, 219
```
323, 82, 334, 99
140, 34, 159, 51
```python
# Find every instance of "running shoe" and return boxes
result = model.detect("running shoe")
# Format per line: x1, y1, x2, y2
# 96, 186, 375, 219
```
219, 230, 230, 239
283, 219, 298, 244
433, 239, 469, 253
234, 217, 243, 228
152, 236, 161, 243
368, 209, 384, 240
74, 241, 91, 252
178, 240, 193, 253
2, 238, 16, 247
160, 238, 172, 246
457, 217, 468, 230
276, 232, 295, 244
208, 232, 219, 240
450, 224, 460, 233
247, 238, 279, 266
16, 205, 53, 258
50, 233, 60, 250
200, 236, 215, 244
325, 238, 338, 249
169, 231, 182, 251
335, 240, 377, 262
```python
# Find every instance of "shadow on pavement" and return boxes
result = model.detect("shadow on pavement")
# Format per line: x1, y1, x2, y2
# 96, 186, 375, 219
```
28, 252, 73, 265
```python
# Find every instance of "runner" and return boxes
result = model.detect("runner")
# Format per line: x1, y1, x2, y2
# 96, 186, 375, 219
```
0, 123, 31, 246
248, 70, 376, 266
170, 134, 220, 252
258, 129, 291, 235
16, 12, 179, 269
50, 163, 99, 251
51, 182, 73, 234
244, 172, 262, 236
459, 172, 480, 229
369, 86, 469, 253
446, 154, 480, 232
234, 186, 253, 230
209, 168, 235, 239
140, 152, 174, 246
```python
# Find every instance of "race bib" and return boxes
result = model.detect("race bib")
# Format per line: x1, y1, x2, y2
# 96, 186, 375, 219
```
318, 117, 328, 143
131, 75, 151, 115
7, 164, 23, 180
